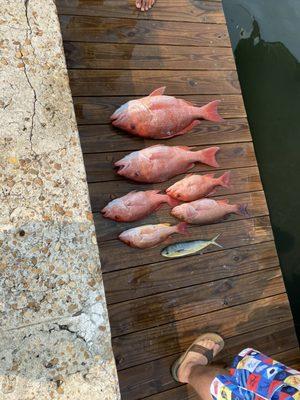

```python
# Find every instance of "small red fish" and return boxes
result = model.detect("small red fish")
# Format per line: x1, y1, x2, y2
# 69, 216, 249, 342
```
115, 145, 220, 183
101, 190, 179, 222
166, 171, 231, 201
171, 198, 248, 224
111, 87, 223, 139
119, 222, 188, 249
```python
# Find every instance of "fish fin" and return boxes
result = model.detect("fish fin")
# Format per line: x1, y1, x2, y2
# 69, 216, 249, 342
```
218, 199, 229, 204
149, 87, 166, 96
218, 171, 231, 188
182, 99, 196, 107
197, 100, 224, 122
197, 147, 220, 167
176, 222, 189, 235
236, 203, 249, 217
178, 145, 196, 151
211, 234, 223, 248
173, 120, 201, 137
207, 189, 217, 196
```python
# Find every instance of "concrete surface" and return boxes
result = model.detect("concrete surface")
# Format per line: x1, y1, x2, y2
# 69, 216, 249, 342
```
0, 1, 120, 399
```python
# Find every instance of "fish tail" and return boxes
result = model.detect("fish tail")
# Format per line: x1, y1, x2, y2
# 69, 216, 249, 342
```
211, 234, 223, 248
197, 147, 220, 167
236, 203, 250, 217
165, 195, 180, 207
176, 222, 189, 235
219, 171, 231, 188
197, 100, 224, 122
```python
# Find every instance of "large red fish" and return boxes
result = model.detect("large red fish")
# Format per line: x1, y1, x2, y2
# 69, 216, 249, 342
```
171, 198, 248, 224
101, 190, 179, 222
119, 222, 188, 249
111, 87, 223, 139
166, 171, 231, 201
115, 145, 220, 183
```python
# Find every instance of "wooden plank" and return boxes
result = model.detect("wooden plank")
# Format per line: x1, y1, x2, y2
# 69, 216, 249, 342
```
74, 95, 246, 125
93, 191, 268, 241
57, 0, 226, 24
104, 242, 279, 304
69, 69, 240, 96
273, 348, 300, 370
113, 293, 292, 369
98, 216, 274, 272
83, 142, 256, 182
109, 268, 284, 336
90, 166, 262, 211
118, 320, 297, 400
59, 16, 231, 46
64, 42, 235, 70
79, 119, 250, 154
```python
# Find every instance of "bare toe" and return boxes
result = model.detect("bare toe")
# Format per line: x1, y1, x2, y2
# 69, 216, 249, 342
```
136, 0, 142, 9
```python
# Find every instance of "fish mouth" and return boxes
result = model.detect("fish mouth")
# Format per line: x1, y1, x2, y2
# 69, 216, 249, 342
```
110, 103, 129, 122
114, 162, 128, 175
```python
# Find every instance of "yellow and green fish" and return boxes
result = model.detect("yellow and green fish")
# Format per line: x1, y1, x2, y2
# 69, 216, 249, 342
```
161, 234, 222, 258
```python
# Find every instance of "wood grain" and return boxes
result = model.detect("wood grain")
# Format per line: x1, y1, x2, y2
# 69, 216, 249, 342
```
103, 241, 279, 304
113, 293, 292, 369
59, 16, 231, 46
69, 69, 240, 96
98, 216, 274, 272
93, 191, 268, 241
64, 42, 235, 70
57, 0, 226, 24
109, 268, 284, 336
118, 320, 297, 400
79, 119, 251, 154
74, 95, 246, 125
83, 142, 256, 182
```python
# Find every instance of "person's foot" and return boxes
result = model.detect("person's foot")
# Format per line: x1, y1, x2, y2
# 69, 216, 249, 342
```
136, 0, 156, 12
177, 339, 220, 383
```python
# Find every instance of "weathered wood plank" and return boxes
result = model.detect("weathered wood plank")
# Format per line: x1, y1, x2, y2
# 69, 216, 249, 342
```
69, 69, 240, 96
99, 216, 274, 272
94, 191, 268, 241
118, 320, 297, 400
113, 293, 292, 369
74, 95, 246, 125
59, 16, 231, 46
57, 0, 226, 24
79, 119, 250, 155
64, 42, 235, 70
109, 268, 284, 336
103, 241, 278, 304
83, 142, 256, 182
90, 166, 262, 211
273, 348, 300, 370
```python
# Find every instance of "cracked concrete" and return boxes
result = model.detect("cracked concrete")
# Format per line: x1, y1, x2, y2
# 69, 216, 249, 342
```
0, 1, 120, 399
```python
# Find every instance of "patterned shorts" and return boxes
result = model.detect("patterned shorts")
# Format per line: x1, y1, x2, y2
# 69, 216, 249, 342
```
210, 348, 300, 400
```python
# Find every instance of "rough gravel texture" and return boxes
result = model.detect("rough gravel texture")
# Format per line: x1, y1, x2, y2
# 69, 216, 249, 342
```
0, 1, 120, 399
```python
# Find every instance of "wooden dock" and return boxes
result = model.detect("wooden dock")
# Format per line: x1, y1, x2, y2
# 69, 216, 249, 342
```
57, 1, 299, 398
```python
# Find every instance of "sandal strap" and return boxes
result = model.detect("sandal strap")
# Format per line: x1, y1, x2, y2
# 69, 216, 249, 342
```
189, 344, 214, 363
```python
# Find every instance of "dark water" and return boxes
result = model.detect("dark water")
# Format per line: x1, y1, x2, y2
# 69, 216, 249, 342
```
222, 0, 300, 338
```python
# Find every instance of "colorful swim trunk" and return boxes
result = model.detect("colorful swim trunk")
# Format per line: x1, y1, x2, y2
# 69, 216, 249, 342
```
210, 348, 300, 400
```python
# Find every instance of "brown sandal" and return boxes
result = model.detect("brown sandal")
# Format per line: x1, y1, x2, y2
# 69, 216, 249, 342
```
171, 332, 224, 382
